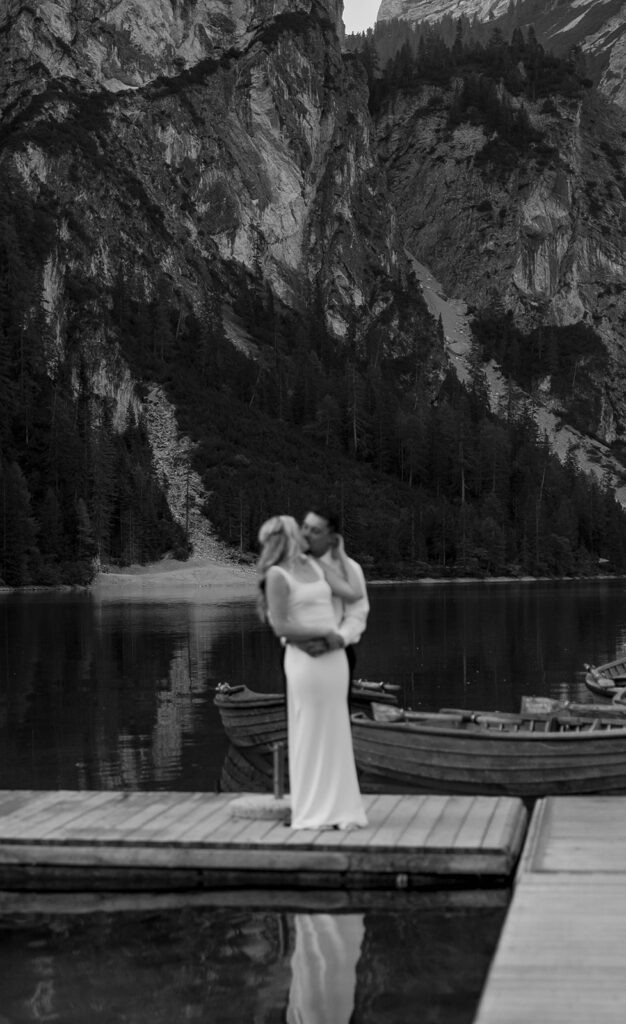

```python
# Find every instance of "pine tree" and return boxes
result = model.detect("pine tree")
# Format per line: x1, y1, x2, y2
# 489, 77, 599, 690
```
0, 324, 16, 451
38, 487, 65, 561
0, 460, 38, 585
76, 497, 97, 560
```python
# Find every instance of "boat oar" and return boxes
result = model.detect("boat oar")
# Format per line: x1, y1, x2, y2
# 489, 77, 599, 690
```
353, 679, 401, 692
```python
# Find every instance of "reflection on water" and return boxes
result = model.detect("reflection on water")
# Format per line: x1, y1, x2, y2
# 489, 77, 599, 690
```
2, 580, 626, 791
287, 913, 364, 1023
0, 592, 273, 792
2, 583, 589, 1024
0, 899, 506, 1024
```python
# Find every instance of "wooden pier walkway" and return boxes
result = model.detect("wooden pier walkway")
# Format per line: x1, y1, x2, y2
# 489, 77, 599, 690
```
474, 796, 626, 1023
0, 789, 527, 892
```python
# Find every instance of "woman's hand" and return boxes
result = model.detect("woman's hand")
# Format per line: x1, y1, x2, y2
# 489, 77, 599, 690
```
296, 637, 329, 657
324, 631, 345, 650
320, 548, 364, 603
296, 632, 344, 656
329, 534, 345, 560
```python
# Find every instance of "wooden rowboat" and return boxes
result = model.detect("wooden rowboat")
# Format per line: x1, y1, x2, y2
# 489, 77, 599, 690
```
584, 657, 626, 701
219, 743, 277, 793
214, 679, 399, 753
350, 701, 626, 797
520, 694, 626, 719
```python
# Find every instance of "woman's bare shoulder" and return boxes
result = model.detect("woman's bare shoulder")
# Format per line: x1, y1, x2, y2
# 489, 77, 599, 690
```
266, 564, 291, 583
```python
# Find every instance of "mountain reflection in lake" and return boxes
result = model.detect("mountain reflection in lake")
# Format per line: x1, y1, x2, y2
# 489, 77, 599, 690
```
0, 897, 507, 1024
1, 579, 626, 792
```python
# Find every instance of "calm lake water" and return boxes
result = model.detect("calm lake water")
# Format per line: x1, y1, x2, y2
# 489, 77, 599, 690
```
1, 579, 624, 792
0, 893, 506, 1024
0, 578, 625, 1022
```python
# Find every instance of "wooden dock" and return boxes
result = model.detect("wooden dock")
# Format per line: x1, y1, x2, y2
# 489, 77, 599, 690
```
474, 796, 626, 1023
0, 789, 527, 892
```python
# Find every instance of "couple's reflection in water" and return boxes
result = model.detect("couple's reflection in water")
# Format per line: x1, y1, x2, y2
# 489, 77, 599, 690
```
220, 747, 364, 1023
286, 913, 364, 1024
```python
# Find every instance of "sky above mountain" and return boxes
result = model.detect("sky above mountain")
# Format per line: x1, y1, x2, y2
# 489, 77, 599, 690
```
343, 0, 380, 33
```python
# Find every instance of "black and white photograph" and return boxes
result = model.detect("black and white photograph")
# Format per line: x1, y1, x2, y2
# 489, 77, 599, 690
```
2, 0, 626, 1020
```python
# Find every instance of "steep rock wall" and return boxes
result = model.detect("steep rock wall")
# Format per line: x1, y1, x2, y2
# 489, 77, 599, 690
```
1, 0, 435, 553
2, 0, 416, 331
377, 85, 626, 443
0, 0, 344, 102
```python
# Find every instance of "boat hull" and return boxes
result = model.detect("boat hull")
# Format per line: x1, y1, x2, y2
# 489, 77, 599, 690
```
215, 691, 288, 751
214, 682, 397, 753
220, 744, 285, 793
351, 718, 626, 797
584, 656, 626, 700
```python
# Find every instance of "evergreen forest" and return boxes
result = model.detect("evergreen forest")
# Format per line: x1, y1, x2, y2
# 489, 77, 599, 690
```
2, 22, 626, 586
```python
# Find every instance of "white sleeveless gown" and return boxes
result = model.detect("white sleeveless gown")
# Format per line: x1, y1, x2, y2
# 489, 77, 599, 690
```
273, 562, 367, 830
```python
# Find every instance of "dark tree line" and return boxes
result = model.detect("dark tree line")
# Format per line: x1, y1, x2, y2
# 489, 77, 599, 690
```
351, 21, 591, 115
110, 263, 626, 580
474, 312, 608, 397
0, 190, 187, 587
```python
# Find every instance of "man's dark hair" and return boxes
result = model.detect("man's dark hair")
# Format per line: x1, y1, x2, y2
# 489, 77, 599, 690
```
308, 508, 341, 533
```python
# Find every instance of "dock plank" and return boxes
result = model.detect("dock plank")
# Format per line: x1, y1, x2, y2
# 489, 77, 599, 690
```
0, 841, 352, 872
396, 794, 450, 846
0, 790, 89, 829
0, 887, 511, 916
0, 791, 48, 819
453, 796, 496, 848
523, 796, 626, 874
476, 796, 626, 1023
423, 794, 475, 848
308, 796, 388, 848
0, 790, 526, 891
482, 797, 524, 850
475, 876, 626, 1023
368, 794, 426, 847
199, 803, 262, 846
40, 793, 177, 841
364, 794, 406, 842
1, 792, 124, 840
245, 817, 292, 846
226, 814, 288, 847
159, 795, 231, 842
119, 794, 210, 842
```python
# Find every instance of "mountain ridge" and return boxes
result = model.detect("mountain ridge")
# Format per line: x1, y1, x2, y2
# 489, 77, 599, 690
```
2, 0, 626, 583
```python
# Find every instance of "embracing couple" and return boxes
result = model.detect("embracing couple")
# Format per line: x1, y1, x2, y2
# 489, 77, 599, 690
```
257, 510, 369, 831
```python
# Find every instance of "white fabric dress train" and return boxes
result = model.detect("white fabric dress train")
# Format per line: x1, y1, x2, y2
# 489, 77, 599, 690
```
273, 561, 367, 831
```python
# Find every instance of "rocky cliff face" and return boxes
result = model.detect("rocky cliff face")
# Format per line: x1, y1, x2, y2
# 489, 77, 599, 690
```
2, 1, 363, 321
376, 81, 626, 446
378, 0, 509, 24
1, 0, 415, 330
4, 0, 626, 559
1, 0, 343, 101
1, 0, 433, 543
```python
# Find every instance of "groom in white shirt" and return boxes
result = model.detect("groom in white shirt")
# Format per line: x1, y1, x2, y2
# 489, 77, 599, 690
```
298, 509, 369, 677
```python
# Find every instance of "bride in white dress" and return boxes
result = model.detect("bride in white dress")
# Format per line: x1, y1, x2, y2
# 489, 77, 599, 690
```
257, 515, 368, 831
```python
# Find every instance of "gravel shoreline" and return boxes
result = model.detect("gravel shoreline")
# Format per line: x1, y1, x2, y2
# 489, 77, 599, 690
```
90, 555, 257, 599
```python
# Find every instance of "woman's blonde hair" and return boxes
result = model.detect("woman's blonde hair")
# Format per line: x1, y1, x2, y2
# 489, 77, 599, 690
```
256, 515, 302, 621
